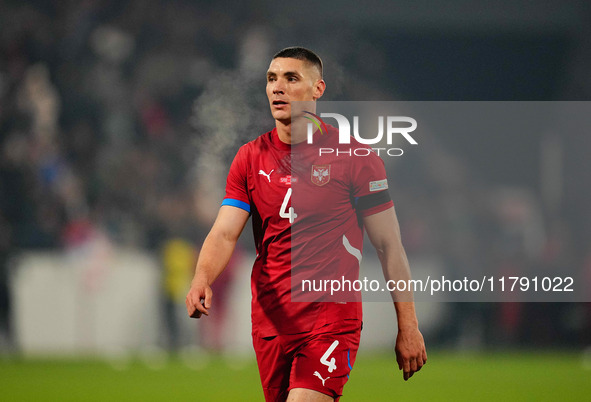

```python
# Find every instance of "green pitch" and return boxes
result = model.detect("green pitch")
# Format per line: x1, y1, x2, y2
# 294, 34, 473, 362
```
0, 351, 589, 401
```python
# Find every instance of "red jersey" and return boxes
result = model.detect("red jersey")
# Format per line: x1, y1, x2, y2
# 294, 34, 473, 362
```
222, 125, 393, 336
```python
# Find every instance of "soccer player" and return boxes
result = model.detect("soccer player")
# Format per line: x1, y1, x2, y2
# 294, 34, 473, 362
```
186, 47, 427, 402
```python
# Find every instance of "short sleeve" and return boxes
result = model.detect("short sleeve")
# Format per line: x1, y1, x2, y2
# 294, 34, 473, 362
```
350, 150, 394, 216
221, 145, 251, 213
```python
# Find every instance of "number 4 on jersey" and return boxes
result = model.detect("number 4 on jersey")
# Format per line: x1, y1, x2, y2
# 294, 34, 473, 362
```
279, 188, 297, 223
320, 340, 339, 373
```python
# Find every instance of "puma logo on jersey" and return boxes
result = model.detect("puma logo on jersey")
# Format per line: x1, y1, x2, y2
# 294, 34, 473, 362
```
313, 371, 330, 386
258, 169, 274, 182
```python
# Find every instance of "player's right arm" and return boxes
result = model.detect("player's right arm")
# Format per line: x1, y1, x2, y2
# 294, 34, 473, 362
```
186, 205, 249, 318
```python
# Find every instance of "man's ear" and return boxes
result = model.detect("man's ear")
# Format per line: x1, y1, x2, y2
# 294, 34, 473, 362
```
313, 79, 326, 100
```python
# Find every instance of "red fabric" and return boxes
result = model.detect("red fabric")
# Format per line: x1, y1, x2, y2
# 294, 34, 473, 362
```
224, 126, 391, 336
252, 319, 361, 402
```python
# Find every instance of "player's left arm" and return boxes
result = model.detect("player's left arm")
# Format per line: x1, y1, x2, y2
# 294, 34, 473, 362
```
363, 205, 427, 381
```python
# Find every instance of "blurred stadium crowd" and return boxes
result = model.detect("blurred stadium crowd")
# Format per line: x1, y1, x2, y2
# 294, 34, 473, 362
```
0, 0, 590, 352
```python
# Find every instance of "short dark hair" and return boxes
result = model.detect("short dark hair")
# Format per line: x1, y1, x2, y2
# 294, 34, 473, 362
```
273, 46, 323, 78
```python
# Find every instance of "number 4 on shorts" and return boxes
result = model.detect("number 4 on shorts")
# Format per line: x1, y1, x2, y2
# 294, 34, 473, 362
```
320, 340, 339, 373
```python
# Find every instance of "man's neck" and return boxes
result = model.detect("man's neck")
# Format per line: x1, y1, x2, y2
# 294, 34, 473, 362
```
276, 119, 308, 145
275, 119, 292, 144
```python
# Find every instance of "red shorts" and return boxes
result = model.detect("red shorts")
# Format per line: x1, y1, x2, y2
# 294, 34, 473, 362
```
252, 319, 362, 402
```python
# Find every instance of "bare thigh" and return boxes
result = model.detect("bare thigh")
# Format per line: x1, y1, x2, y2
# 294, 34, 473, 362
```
287, 388, 334, 402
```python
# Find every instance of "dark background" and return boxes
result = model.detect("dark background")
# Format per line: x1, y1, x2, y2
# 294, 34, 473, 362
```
0, 0, 590, 352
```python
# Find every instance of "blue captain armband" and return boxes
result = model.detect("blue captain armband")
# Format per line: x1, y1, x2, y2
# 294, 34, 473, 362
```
221, 198, 251, 213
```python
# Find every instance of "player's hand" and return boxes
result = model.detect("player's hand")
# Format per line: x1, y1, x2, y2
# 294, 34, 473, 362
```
185, 280, 213, 319
395, 326, 427, 381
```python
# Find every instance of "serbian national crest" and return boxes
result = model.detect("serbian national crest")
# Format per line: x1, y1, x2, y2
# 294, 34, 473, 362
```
311, 165, 331, 186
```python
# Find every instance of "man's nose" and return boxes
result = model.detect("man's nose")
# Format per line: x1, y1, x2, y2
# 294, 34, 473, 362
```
272, 80, 285, 94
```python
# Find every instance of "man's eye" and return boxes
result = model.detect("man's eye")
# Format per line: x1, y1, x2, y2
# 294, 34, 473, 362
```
288, 77, 297, 82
